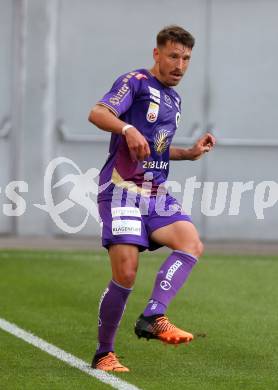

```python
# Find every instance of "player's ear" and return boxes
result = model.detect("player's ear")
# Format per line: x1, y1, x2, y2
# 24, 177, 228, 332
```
153, 47, 159, 63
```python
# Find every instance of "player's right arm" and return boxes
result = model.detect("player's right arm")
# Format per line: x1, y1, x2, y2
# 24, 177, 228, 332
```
89, 105, 150, 161
88, 72, 150, 161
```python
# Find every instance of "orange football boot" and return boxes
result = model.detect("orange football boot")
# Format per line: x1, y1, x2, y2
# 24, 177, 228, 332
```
135, 314, 193, 345
91, 352, 129, 372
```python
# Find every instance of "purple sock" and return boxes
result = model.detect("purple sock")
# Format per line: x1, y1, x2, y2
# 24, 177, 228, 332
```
143, 250, 197, 317
96, 280, 132, 355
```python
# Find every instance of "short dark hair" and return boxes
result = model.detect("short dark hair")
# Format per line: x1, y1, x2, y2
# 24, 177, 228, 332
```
157, 25, 195, 49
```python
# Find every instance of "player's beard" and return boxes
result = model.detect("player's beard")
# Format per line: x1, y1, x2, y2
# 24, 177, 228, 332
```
159, 65, 182, 87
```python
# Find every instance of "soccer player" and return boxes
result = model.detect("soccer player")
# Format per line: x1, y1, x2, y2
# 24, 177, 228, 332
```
88, 25, 216, 372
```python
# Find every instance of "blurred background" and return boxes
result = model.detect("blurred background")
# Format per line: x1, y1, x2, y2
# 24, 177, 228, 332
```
1, 0, 278, 247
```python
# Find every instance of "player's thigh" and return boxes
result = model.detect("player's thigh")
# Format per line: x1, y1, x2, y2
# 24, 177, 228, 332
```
150, 221, 203, 257
108, 244, 139, 287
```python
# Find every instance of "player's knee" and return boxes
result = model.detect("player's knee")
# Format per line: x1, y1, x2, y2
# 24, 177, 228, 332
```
196, 240, 204, 258
190, 238, 204, 258
113, 269, 137, 288
178, 238, 204, 259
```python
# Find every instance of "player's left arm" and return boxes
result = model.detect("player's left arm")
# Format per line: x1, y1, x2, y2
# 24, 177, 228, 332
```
170, 132, 216, 161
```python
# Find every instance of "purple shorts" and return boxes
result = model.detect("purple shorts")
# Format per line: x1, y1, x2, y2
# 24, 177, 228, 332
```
99, 194, 192, 252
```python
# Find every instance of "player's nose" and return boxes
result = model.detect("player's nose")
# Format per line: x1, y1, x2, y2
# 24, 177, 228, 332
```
176, 58, 184, 70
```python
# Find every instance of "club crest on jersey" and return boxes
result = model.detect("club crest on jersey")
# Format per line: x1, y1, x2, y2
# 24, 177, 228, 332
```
146, 102, 159, 123
154, 129, 170, 154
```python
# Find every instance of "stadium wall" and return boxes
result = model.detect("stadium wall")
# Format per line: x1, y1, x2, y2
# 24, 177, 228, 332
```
1, 0, 278, 241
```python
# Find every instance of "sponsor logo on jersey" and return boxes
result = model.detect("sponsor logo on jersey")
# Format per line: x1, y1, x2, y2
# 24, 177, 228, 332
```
109, 83, 130, 106
111, 206, 141, 218
112, 219, 141, 235
146, 102, 159, 123
154, 129, 170, 154
166, 260, 183, 281
142, 160, 169, 170
176, 112, 181, 128
164, 94, 172, 108
164, 94, 171, 104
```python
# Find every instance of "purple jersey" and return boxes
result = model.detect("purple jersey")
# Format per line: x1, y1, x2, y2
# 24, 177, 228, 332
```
97, 69, 182, 201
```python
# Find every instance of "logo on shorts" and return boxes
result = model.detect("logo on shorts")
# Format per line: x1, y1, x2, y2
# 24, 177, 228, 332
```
160, 280, 171, 291
112, 220, 141, 235
111, 207, 141, 218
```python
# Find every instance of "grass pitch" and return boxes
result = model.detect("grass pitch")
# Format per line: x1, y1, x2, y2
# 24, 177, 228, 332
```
0, 249, 277, 389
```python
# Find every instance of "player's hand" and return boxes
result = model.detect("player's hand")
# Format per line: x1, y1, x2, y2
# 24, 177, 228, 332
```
190, 132, 216, 160
124, 127, 151, 161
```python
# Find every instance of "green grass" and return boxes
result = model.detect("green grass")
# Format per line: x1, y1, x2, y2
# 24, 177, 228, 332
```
0, 250, 278, 389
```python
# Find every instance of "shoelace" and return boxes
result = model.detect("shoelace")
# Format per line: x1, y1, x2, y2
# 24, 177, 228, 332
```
98, 353, 123, 368
152, 316, 176, 334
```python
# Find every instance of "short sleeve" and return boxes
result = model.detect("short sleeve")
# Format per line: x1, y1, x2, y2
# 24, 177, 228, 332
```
97, 71, 140, 117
